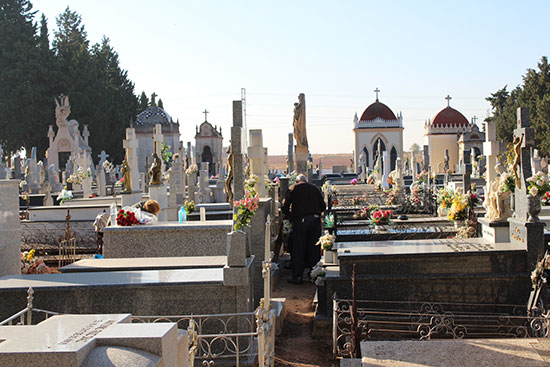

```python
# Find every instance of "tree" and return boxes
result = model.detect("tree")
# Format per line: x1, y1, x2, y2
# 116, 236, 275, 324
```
157, 98, 164, 109
409, 143, 420, 153
486, 56, 550, 156
138, 91, 149, 113
0, 0, 43, 154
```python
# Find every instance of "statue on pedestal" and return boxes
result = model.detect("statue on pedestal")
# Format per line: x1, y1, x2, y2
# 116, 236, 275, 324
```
121, 158, 131, 193
485, 164, 512, 221
293, 93, 308, 149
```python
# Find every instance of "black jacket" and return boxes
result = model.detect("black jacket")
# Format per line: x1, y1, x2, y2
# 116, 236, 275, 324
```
282, 182, 326, 220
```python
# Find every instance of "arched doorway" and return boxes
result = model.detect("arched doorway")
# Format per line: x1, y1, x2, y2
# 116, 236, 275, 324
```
362, 147, 369, 170
372, 138, 386, 173
390, 147, 398, 171
201, 145, 213, 175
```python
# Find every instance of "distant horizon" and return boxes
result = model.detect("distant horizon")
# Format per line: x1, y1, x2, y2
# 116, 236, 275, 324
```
31, 0, 550, 155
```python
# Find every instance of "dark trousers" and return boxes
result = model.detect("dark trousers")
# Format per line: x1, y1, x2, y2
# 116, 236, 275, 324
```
290, 216, 322, 278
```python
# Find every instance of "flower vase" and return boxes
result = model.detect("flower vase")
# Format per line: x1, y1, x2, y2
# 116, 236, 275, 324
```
324, 249, 337, 264
374, 224, 383, 233
527, 194, 542, 222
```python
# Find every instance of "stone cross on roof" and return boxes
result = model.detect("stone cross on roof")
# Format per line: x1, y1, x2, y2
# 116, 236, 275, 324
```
203, 109, 209, 122
374, 88, 380, 102
445, 95, 452, 107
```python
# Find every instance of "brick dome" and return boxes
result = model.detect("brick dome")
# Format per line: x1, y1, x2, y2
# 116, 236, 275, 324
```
431, 106, 469, 127
360, 101, 397, 121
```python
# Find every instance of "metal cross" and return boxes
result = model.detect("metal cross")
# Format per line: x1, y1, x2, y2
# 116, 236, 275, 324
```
472, 115, 478, 125
203, 109, 209, 121
445, 95, 452, 107
374, 88, 380, 101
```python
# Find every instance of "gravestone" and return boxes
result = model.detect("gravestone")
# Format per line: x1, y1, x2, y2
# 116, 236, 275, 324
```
47, 164, 62, 192
382, 151, 389, 189
186, 141, 192, 168
463, 149, 472, 191
0, 313, 187, 367
13, 154, 21, 180
95, 164, 106, 197
187, 170, 197, 203
287, 133, 294, 173
231, 100, 245, 202
508, 107, 545, 269
532, 148, 542, 175
169, 153, 184, 208
0, 180, 21, 276
123, 128, 141, 193
148, 182, 168, 222
42, 180, 53, 206
248, 129, 266, 197
77, 149, 93, 198
97, 150, 109, 166
198, 162, 212, 203
423, 145, 430, 172
0, 146, 6, 179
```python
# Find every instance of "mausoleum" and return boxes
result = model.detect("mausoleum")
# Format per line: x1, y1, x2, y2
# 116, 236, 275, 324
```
195, 113, 223, 176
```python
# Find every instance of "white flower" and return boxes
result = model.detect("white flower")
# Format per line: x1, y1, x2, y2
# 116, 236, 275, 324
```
536, 171, 546, 179
527, 176, 536, 183
537, 179, 544, 187
529, 186, 539, 197
314, 277, 325, 286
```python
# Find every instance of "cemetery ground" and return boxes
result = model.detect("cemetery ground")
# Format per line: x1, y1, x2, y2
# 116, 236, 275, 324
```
273, 255, 335, 367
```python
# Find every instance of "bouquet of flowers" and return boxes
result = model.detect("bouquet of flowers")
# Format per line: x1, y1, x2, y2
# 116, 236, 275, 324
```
321, 181, 333, 195
161, 142, 173, 164
233, 196, 260, 231
245, 174, 258, 197
316, 231, 336, 251
354, 205, 379, 220
57, 188, 73, 204
310, 262, 326, 286
371, 210, 391, 225
184, 200, 196, 214
543, 191, 550, 206
67, 167, 87, 184
437, 187, 454, 209
116, 209, 139, 226
527, 172, 550, 197
350, 178, 358, 185
447, 191, 468, 221
500, 171, 515, 193
185, 164, 198, 175
21, 250, 50, 274
102, 160, 114, 173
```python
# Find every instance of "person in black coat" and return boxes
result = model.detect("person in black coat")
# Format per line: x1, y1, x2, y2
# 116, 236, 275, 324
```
282, 174, 326, 284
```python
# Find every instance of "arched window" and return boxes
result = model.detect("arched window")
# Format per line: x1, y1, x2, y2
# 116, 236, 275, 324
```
473, 147, 481, 159
201, 145, 213, 174
362, 147, 369, 168
372, 138, 386, 165
390, 147, 398, 171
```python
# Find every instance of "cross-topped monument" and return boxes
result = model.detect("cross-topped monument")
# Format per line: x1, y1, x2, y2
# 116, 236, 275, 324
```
97, 151, 109, 166
203, 109, 209, 122
374, 87, 380, 101
445, 94, 452, 107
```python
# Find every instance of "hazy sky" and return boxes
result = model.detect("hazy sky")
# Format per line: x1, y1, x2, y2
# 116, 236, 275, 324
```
32, 0, 549, 155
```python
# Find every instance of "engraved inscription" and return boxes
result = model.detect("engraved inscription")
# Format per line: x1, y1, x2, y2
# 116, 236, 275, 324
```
58, 320, 115, 345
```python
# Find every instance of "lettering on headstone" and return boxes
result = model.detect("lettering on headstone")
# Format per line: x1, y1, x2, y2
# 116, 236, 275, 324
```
57, 319, 115, 345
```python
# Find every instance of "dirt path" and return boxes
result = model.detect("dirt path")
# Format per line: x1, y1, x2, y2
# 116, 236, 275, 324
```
273, 258, 337, 367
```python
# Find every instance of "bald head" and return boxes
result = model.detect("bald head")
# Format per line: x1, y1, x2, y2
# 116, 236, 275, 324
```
297, 174, 307, 183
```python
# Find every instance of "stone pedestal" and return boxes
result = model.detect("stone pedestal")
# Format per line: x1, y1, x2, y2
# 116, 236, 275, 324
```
478, 218, 510, 243
120, 192, 143, 208
149, 185, 168, 221
295, 146, 308, 175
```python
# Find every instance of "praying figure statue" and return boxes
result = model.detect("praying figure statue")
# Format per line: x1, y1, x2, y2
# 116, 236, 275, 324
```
121, 158, 131, 193
485, 163, 512, 221
149, 152, 162, 185
293, 93, 308, 149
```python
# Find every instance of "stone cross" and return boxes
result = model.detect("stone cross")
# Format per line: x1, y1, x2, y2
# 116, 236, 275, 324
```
98, 150, 109, 166
484, 119, 499, 200
287, 133, 294, 173
96, 164, 106, 196
374, 87, 380, 101
248, 129, 266, 197
445, 94, 452, 107
123, 127, 141, 193
203, 109, 209, 121
231, 100, 245, 202
508, 107, 544, 269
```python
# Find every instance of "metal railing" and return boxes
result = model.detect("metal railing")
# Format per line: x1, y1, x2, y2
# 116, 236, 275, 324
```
0, 288, 59, 326
333, 297, 550, 358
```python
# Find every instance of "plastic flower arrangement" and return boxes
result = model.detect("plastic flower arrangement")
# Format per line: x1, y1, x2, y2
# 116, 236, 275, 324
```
526, 171, 550, 197
543, 191, 550, 206
161, 142, 173, 164
57, 188, 73, 204
316, 231, 336, 251
447, 191, 468, 221
102, 160, 114, 172
66, 167, 87, 184
354, 205, 379, 220
500, 171, 515, 193
185, 164, 198, 175
184, 200, 196, 214
350, 178, 358, 185
324, 213, 335, 229
116, 209, 139, 226
437, 187, 454, 209
282, 219, 293, 235
245, 174, 258, 197
21, 250, 50, 274
310, 262, 326, 286
233, 196, 260, 231
416, 170, 429, 184
371, 210, 391, 225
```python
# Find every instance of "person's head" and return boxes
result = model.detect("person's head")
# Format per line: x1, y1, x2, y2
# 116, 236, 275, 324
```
297, 174, 307, 183
143, 199, 161, 215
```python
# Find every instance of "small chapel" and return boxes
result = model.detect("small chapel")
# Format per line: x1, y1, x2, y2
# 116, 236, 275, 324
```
134, 95, 180, 173
195, 110, 223, 177
424, 95, 484, 173
353, 89, 404, 175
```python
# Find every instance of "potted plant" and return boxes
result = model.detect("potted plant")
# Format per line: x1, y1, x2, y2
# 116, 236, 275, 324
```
316, 231, 337, 263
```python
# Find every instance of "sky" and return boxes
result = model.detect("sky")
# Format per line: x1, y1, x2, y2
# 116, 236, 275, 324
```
31, 0, 550, 155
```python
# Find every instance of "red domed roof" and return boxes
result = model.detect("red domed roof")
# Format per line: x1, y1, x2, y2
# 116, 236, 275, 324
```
360, 100, 397, 121
431, 106, 469, 127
